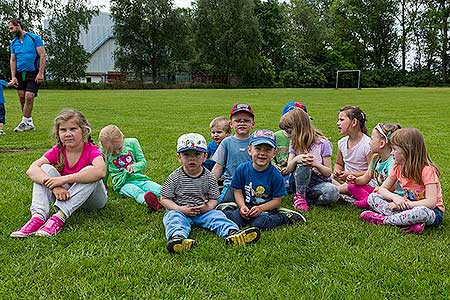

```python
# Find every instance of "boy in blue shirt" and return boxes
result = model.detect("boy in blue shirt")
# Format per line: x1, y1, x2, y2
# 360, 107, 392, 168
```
0, 75, 14, 135
212, 103, 254, 204
203, 116, 231, 171
226, 130, 306, 229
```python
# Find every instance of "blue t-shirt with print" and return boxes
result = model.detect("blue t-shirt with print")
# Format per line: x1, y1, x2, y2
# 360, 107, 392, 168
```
231, 161, 287, 208
0, 80, 8, 104
211, 136, 251, 185
10, 32, 44, 72
370, 155, 404, 196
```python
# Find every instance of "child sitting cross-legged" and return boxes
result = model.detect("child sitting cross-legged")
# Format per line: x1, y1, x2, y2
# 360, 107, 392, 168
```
160, 133, 261, 254
225, 130, 306, 229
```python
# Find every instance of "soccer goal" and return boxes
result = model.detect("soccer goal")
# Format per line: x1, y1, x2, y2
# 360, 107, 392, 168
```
335, 69, 361, 89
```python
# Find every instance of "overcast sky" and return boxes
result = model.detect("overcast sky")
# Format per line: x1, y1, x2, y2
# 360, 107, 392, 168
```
92, 0, 192, 10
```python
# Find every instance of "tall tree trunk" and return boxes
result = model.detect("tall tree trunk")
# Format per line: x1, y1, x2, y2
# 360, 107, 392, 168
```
401, 0, 406, 71
441, 1, 449, 83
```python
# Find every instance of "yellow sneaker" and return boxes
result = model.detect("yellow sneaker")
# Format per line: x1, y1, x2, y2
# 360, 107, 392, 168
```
167, 236, 196, 254
225, 227, 261, 246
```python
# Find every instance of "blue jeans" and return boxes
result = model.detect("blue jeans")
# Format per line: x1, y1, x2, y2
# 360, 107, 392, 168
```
119, 180, 161, 205
162, 209, 239, 240
227, 209, 289, 230
294, 165, 339, 205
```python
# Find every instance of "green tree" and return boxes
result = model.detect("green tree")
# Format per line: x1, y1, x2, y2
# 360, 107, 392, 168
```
111, 0, 185, 82
193, 0, 262, 84
44, 0, 98, 82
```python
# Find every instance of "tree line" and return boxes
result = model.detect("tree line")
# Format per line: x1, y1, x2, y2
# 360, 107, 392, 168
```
0, 0, 449, 87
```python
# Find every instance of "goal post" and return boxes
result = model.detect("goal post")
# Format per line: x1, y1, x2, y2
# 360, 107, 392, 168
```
335, 69, 361, 89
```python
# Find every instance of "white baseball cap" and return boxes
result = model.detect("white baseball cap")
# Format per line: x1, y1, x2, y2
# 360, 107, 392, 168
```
176, 133, 208, 153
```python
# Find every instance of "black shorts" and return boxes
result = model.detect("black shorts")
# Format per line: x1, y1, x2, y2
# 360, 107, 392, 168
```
0, 103, 5, 124
17, 71, 39, 97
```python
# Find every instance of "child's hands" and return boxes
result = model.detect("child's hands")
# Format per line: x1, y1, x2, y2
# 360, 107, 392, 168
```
199, 201, 214, 213
126, 165, 134, 174
334, 170, 349, 181
7, 79, 16, 87
248, 205, 263, 218
179, 205, 202, 217
280, 167, 288, 175
239, 205, 251, 219
43, 176, 67, 189
346, 174, 356, 183
295, 154, 314, 167
53, 186, 70, 201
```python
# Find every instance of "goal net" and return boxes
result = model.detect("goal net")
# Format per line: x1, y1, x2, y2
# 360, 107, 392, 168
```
335, 70, 361, 89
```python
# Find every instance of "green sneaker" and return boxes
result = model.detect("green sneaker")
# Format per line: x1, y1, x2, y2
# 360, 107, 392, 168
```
277, 207, 306, 224
167, 235, 196, 254
225, 227, 261, 246
216, 202, 238, 212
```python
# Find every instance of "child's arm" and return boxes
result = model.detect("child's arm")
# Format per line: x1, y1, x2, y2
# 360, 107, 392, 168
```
285, 152, 312, 173
347, 169, 372, 185
234, 188, 250, 218
128, 139, 147, 173
311, 156, 333, 178
248, 197, 282, 218
212, 163, 224, 180
333, 150, 346, 179
159, 196, 201, 217
376, 177, 404, 204
26, 156, 53, 184
404, 183, 438, 210
43, 156, 107, 189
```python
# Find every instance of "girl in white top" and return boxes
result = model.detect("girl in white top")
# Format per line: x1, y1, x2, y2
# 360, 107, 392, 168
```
333, 106, 372, 196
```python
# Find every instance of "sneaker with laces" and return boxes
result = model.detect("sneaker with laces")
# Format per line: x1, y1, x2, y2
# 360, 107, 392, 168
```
359, 210, 385, 225
338, 194, 356, 204
35, 215, 65, 236
225, 227, 261, 246
401, 223, 425, 234
0, 129, 4, 135
144, 191, 163, 211
14, 121, 35, 132
167, 235, 196, 253
277, 207, 306, 224
10, 215, 46, 238
216, 202, 238, 212
293, 193, 310, 211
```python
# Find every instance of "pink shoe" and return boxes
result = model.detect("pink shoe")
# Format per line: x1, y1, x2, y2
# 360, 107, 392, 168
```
293, 193, 310, 211
10, 215, 46, 238
144, 191, 163, 211
360, 211, 385, 225
354, 199, 369, 209
35, 215, 65, 237
401, 223, 425, 234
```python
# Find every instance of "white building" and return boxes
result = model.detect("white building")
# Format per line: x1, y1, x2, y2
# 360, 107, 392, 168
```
79, 11, 117, 83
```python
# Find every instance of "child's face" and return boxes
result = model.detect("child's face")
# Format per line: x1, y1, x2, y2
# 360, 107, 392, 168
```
211, 125, 229, 144
248, 144, 276, 170
110, 138, 124, 155
392, 145, 405, 165
336, 111, 354, 135
369, 128, 385, 153
230, 112, 254, 137
177, 150, 207, 174
58, 118, 83, 148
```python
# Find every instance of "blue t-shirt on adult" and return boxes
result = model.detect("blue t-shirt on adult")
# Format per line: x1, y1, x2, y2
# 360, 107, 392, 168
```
0, 80, 8, 104
211, 136, 251, 185
10, 32, 44, 72
231, 161, 287, 208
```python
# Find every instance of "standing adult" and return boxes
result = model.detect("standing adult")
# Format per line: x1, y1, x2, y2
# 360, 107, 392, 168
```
8, 19, 46, 132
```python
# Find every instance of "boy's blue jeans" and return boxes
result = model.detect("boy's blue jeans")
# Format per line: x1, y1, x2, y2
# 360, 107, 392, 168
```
163, 209, 239, 240
119, 180, 161, 205
227, 209, 289, 230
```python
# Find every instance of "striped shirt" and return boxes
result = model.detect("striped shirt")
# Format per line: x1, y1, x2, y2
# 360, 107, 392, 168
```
160, 166, 220, 207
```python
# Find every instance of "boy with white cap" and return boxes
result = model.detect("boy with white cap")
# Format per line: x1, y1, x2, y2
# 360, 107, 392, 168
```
160, 132, 261, 254
226, 130, 306, 229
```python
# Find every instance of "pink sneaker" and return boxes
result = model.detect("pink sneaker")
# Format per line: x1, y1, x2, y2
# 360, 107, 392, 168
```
359, 210, 385, 225
354, 199, 369, 209
401, 223, 425, 234
144, 191, 163, 211
35, 215, 65, 237
10, 215, 46, 238
293, 193, 310, 211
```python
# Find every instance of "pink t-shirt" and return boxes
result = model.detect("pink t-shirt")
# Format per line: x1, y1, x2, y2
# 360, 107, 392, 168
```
44, 143, 102, 176
389, 164, 444, 212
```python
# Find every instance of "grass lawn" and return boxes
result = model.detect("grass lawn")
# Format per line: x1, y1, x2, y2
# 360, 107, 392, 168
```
1, 87, 449, 299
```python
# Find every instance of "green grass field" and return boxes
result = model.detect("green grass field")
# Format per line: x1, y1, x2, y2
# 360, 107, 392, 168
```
1, 87, 449, 299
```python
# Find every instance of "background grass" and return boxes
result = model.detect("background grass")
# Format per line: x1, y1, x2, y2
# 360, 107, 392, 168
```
0, 87, 449, 299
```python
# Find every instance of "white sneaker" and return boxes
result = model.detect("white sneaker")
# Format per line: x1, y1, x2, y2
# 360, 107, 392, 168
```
0, 129, 4, 135
14, 122, 35, 132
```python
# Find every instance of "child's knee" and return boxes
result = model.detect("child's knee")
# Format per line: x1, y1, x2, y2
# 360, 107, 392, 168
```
40, 164, 60, 176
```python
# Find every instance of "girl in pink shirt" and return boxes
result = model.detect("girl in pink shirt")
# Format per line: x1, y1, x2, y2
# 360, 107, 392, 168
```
11, 109, 107, 238
360, 128, 444, 234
